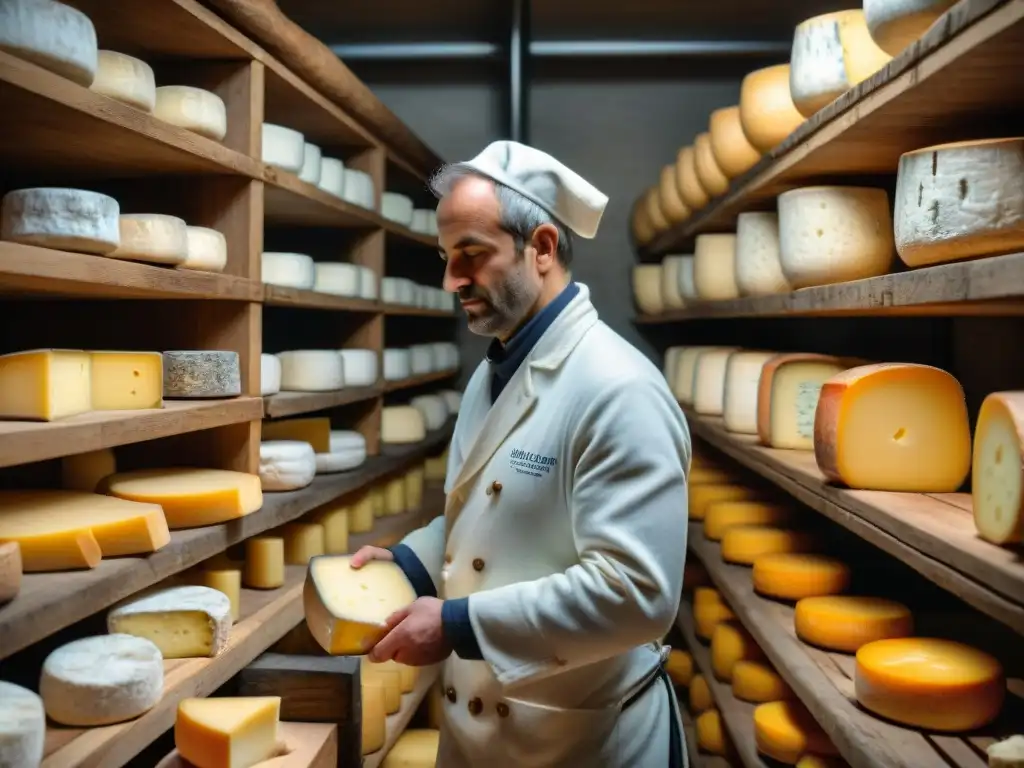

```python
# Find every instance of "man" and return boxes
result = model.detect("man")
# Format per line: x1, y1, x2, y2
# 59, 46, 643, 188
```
353, 140, 691, 767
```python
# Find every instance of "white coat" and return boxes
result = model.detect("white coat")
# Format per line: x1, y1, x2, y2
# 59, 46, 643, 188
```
399, 284, 691, 767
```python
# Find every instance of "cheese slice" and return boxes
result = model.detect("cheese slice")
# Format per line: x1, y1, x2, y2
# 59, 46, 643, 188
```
703, 501, 794, 541
972, 392, 1024, 545
689, 675, 713, 713
175, 696, 281, 768
695, 709, 732, 757
814, 363, 971, 492
633, 264, 664, 315
659, 165, 691, 224
693, 234, 739, 301
0, 680, 44, 768
1, 187, 120, 255
675, 146, 710, 211
243, 536, 284, 589
155, 85, 228, 141
62, 447, 116, 491
735, 211, 790, 297
894, 138, 1024, 267
694, 132, 729, 197
757, 353, 850, 450
103, 467, 263, 529
665, 650, 694, 686
709, 106, 762, 178
91, 50, 156, 111
711, 621, 765, 681
0, 489, 168, 569
383, 729, 440, 767
723, 350, 777, 434
855, 637, 1004, 731
90, 350, 164, 410
794, 595, 914, 652
739, 64, 805, 153
303, 555, 417, 655
753, 700, 838, 763
864, 0, 958, 55
732, 660, 792, 703
107, 585, 232, 658
0, 348, 91, 421
261, 417, 331, 452
720, 525, 818, 565
0, 0, 98, 86
753, 553, 851, 600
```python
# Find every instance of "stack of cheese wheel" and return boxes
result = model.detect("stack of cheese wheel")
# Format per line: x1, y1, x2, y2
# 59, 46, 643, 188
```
864, 0, 958, 56
632, 263, 664, 315
676, 145, 710, 213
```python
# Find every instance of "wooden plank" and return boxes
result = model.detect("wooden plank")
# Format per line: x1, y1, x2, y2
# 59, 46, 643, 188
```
684, 410, 1024, 635
265, 386, 383, 418
362, 665, 440, 768
634, 254, 1024, 321
0, 422, 453, 659
675, 604, 770, 768
0, 397, 264, 469
264, 173, 384, 228
644, 0, 1023, 253
385, 225, 439, 250
157, 722, 338, 768
382, 304, 456, 319
383, 370, 460, 393
264, 285, 380, 313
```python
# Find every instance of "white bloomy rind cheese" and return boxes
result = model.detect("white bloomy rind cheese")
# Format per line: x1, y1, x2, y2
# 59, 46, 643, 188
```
259, 440, 316, 491
107, 585, 233, 659
0, 681, 44, 768
694, 234, 740, 300
343, 169, 376, 209
814, 363, 971, 492
154, 85, 228, 141
661, 256, 687, 310
261, 251, 316, 289
358, 265, 377, 300
1, 187, 120, 255
261, 123, 305, 173
316, 430, 367, 474
260, 353, 281, 396
757, 353, 849, 450
972, 392, 1024, 545
110, 213, 189, 265
709, 106, 762, 179
632, 264, 664, 314
739, 64, 805, 153
277, 350, 345, 392
0, 0, 98, 86
181, 225, 228, 272
162, 350, 241, 398
722, 351, 777, 434
175, 696, 281, 768
382, 192, 415, 227
314, 261, 361, 296
383, 349, 411, 381
778, 186, 894, 289
382, 405, 427, 443
411, 394, 449, 431
735, 212, 791, 296
893, 138, 1024, 267
693, 349, 738, 416
677, 255, 698, 301
40, 634, 164, 726
339, 349, 378, 387
299, 142, 322, 184
304, 555, 418, 654
318, 157, 346, 197
91, 50, 155, 111
864, 0, 958, 55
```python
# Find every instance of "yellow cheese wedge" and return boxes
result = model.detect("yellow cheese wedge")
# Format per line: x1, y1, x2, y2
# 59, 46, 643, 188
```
304, 555, 417, 655
383, 729, 440, 768
752, 553, 851, 600
243, 536, 284, 589
348, 494, 375, 533
665, 649, 694, 686
732, 660, 792, 703
794, 596, 913, 653
720, 525, 818, 565
362, 683, 387, 754
103, 468, 263, 529
855, 637, 1004, 731
261, 417, 331, 452
0, 348, 91, 421
696, 708, 733, 757
61, 447, 117, 491
89, 350, 163, 410
814, 363, 971, 492
753, 700, 838, 763
711, 621, 766, 681
690, 484, 765, 521
972, 392, 1024, 545
174, 696, 281, 768
0, 489, 169, 570
688, 674, 712, 714
704, 501, 795, 541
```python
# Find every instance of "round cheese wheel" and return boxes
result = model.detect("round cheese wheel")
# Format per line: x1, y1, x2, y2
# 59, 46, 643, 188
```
688, 674, 713, 713
677, 255, 697, 300
661, 255, 686, 310
695, 709, 732, 757
0, 187, 119, 255
709, 106, 762, 178
659, 165, 691, 224
693, 590, 735, 640
382, 405, 427, 444
383, 349, 411, 380
154, 85, 227, 141
111, 213, 189, 265
262, 251, 315, 289
752, 553, 851, 600
972, 392, 1024, 545
739, 64, 805, 153
381, 192, 415, 226
318, 157, 346, 196
703, 500, 794, 541
794, 595, 914, 652
259, 440, 316, 491
262, 123, 305, 173
693, 234, 739, 300
411, 394, 449, 431
720, 525, 818, 565
711, 621, 765, 681
864, 0, 957, 55
383, 729, 440, 767
314, 262, 361, 296
357, 266, 377, 300
0, 680, 45, 768
692, 349, 740, 416
316, 446, 366, 474
675, 146, 710, 210
732, 660, 792, 703
260, 353, 281, 396
694, 132, 729, 197
632, 264, 664, 315
409, 344, 434, 375
0, 0, 98, 86
722, 350, 778, 434
665, 650, 694, 686
299, 142, 322, 184
277, 349, 345, 391
644, 187, 671, 233
339, 348, 378, 387
753, 700, 838, 764
181, 225, 228, 272
343, 168, 375, 209
735, 211, 791, 297
631, 195, 656, 246
91, 51, 155, 112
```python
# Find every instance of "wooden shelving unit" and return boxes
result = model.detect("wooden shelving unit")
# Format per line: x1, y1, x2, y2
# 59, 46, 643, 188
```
363, 666, 441, 768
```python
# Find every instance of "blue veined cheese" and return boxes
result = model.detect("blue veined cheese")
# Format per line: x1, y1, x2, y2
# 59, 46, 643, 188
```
864, 0, 958, 55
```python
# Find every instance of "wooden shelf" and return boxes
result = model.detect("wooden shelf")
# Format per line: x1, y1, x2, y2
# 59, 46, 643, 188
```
642, 0, 1024, 255
634, 253, 1024, 321
363, 665, 440, 768
686, 525, 1022, 768
384, 370, 459, 393
0, 422, 453, 660
264, 285, 380, 312
264, 171, 384, 229
385, 225, 438, 249
264, 385, 383, 418
157, 721, 338, 768
675, 601, 770, 768
684, 409, 1024, 636
0, 397, 264, 470
382, 304, 456, 318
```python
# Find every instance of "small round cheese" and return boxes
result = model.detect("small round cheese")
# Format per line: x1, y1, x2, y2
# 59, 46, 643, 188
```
675, 146, 710, 210
261, 123, 305, 173
739, 64, 805, 153
357, 266, 377, 299
735, 212, 790, 296
339, 348, 378, 387
299, 142, 322, 184
988, 736, 1024, 768
720, 525, 818, 565
0, 681, 45, 768
722, 350, 777, 434
259, 440, 316, 491
794, 595, 914, 652
643, 187, 671, 233
972, 392, 1024, 545
154, 85, 227, 141
316, 430, 367, 473
163, 350, 242, 398
732, 660, 792, 703
384, 349, 411, 380
382, 192, 415, 226
894, 138, 1024, 267
693, 587, 735, 640
441, 389, 461, 414
0, 0, 98, 86
343, 169, 375, 209
381, 277, 403, 304
630, 197, 654, 246
753, 553, 851, 600
753, 700, 838, 764
692, 348, 739, 414
317, 157, 346, 197
411, 394, 449, 431
689, 674, 712, 713
695, 709, 731, 757
278, 350, 345, 391
665, 650, 693, 687
864, 0, 958, 55
410, 344, 434, 375
711, 621, 765, 681
661, 256, 686, 310
260, 353, 282, 396
262, 251, 315, 289
709, 106, 762, 178
677, 255, 697, 300
633, 264, 664, 314
180, 225, 228, 272
659, 165, 691, 224
40, 634, 163, 726
693, 234, 739, 300
110, 213, 189, 265
314, 262, 361, 296
778, 186, 894, 289
694, 132, 729, 198
382, 405, 427, 444
91, 50, 155, 112
0, 187, 119, 254
411, 209, 434, 234
703, 500, 794, 541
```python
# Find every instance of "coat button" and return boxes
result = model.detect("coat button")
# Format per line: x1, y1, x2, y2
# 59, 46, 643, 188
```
496, 702, 510, 718
472, 558, 485, 572
491, 480, 503, 493
446, 686, 457, 703
444, 553, 452, 564
468, 697, 483, 715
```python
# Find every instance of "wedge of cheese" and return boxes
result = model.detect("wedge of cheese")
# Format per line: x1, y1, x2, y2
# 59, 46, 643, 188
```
756, 353, 851, 450
175, 696, 281, 768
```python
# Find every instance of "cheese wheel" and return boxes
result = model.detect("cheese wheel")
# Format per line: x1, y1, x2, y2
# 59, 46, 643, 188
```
711, 621, 765, 681
753, 700, 838, 763
381, 192, 415, 226
357, 265, 377, 300
704, 501, 794, 541
735, 212, 790, 297
181, 225, 228, 272
864, 0, 958, 55
342, 168, 376, 209
723, 350, 777, 434
314, 261, 361, 296
796, 757, 848, 768
693, 234, 739, 301
814, 363, 971, 492
690, 483, 764, 522
262, 251, 315, 289
61, 448, 116, 492
1, 187, 119, 255
277, 350, 344, 392
299, 142, 322, 184
689, 674, 713, 713
339, 348, 378, 387
659, 165, 691, 224
778, 186, 894, 289
383, 349, 411, 381
110, 213, 189, 265
739, 64, 805, 153
632, 264, 664, 314
795, 595, 913, 652
693, 348, 738, 415
262, 123, 305, 173
383, 729, 440, 767
348, 494, 374, 534
154, 86, 227, 141
709, 106, 762, 178
258, 440, 316, 491
753, 553, 851, 600
758, 353, 850, 450
243, 536, 285, 589
382, 405, 427, 443
630, 196, 656, 246
694, 132, 729, 197
644, 187, 671, 233
361, 684, 387, 754
677, 255, 697, 300
409, 344, 434, 375
318, 157, 346, 197
675, 346, 737, 405
411, 395, 449, 431
663, 346, 684, 383
661, 256, 686, 310
91, 51, 155, 111
721, 525, 818, 565
281, 522, 325, 565
972, 391, 1024, 545
0, 680, 44, 768
0, 0, 98, 86
732, 660, 792, 703
665, 650, 694, 686
693, 591, 736, 640
894, 138, 1024, 267
260, 353, 281, 396
696, 709, 732, 757
107, 585, 232, 659
675, 146, 710, 210
855, 637, 1004, 731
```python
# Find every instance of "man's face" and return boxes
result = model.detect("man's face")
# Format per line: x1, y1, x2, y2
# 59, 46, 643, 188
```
437, 176, 541, 339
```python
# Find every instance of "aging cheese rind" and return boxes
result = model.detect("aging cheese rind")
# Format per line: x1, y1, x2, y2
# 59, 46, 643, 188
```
154, 85, 228, 141
243, 536, 285, 589
661, 256, 686, 310
972, 391, 1024, 545
739, 64, 805, 152
277, 349, 345, 392
720, 525, 818, 565
259, 440, 316, 491
695, 709, 732, 757
794, 595, 913, 652
864, 0, 958, 55
1, 187, 119, 255
383, 729, 440, 767
0, 680, 45, 768
0, 0, 98, 86
711, 621, 765, 681
163, 350, 241, 398
91, 50, 156, 111
644, 187, 671, 234
107, 585, 232, 658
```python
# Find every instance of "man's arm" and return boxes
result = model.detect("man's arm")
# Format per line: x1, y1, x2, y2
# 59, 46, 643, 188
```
465, 377, 690, 688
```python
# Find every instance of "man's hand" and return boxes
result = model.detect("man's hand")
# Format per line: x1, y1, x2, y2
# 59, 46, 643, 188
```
368, 597, 452, 666
349, 545, 393, 568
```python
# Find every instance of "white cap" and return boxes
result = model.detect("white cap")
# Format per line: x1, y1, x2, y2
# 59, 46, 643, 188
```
452, 140, 609, 239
